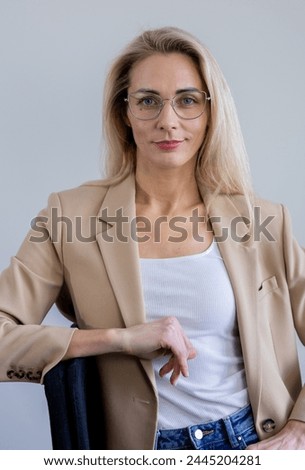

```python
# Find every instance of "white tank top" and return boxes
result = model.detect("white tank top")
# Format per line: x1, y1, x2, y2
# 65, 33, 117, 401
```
140, 241, 249, 429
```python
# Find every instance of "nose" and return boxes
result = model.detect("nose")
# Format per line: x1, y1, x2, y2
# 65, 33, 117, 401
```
156, 100, 179, 130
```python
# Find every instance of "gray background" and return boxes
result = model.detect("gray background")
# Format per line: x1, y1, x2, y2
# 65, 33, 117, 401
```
0, 0, 304, 449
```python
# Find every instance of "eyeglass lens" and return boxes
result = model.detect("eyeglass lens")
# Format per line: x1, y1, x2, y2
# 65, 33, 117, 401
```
127, 91, 208, 120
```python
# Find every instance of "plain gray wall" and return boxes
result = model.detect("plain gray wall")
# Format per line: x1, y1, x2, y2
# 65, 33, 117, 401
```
0, 0, 304, 449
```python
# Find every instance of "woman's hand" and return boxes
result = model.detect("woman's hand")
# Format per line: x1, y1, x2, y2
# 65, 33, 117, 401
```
65, 316, 196, 385
247, 420, 305, 449
118, 316, 197, 385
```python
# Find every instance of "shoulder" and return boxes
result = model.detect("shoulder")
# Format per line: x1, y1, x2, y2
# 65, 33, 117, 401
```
209, 192, 285, 221
230, 193, 283, 213
45, 174, 136, 218
61, 178, 111, 196
215, 194, 288, 243
47, 179, 112, 216
235, 193, 286, 228
252, 195, 284, 213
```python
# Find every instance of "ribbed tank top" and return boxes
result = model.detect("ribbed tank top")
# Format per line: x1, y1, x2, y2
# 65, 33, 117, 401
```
140, 241, 249, 429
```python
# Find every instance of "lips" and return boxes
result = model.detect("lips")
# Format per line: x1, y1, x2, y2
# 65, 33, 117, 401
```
154, 140, 184, 151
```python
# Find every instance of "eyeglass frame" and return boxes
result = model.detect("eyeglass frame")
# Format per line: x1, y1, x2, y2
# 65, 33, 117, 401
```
124, 89, 211, 121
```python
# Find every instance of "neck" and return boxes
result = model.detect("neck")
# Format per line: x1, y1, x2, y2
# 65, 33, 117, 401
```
135, 166, 202, 215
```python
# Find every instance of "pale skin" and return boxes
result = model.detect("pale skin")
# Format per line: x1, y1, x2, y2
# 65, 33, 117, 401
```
65, 53, 305, 448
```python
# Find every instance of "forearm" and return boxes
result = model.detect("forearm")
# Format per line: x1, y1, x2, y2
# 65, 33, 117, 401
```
64, 327, 124, 359
63, 317, 196, 385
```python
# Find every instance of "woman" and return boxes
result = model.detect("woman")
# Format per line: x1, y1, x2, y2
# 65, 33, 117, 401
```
1, 27, 305, 450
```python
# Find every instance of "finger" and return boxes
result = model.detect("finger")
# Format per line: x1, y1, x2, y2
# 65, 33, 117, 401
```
188, 346, 197, 360
168, 349, 189, 378
170, 360, 183, 386
159, 356, 175, 377
159, 355, 187, 386
247, 440, 273, 450
246, 443, 259, 450
175, 343, 194, 376
168, 337, 193, 373
159, 345, 193, 380
182, 336, 197, 361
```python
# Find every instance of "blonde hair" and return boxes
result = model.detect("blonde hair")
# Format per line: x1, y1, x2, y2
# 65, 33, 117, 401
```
102, 26, 253, 203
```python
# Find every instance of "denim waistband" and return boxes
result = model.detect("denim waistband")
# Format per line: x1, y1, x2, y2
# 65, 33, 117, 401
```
155, 404, 258, 450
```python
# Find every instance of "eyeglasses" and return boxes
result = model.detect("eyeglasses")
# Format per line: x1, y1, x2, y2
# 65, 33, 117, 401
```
124, 89, 211, 120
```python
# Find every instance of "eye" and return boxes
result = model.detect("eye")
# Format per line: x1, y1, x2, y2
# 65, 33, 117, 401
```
137, 95, 160, 107
179, 95, 198, 106
184, 96, 196, 105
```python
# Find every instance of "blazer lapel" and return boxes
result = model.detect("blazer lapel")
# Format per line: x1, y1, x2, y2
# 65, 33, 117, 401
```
204, 191, 262, 413
95, 173, 145, 329
95, 174, 157, 387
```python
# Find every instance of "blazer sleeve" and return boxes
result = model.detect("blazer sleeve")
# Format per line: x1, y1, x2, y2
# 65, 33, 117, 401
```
0, 192, 76, 384
281, 204, 305, 421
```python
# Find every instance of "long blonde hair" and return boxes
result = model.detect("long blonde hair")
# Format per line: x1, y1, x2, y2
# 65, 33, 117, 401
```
102, 26, 253, 203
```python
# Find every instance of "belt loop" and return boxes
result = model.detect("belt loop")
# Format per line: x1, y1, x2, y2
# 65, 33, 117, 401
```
223, 416, 241, 448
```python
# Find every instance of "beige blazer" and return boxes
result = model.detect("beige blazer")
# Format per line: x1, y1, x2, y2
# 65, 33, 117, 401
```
0, 173, 305, 449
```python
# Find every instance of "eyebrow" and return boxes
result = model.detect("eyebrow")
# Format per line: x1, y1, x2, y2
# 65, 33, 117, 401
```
133, 87, 201, 95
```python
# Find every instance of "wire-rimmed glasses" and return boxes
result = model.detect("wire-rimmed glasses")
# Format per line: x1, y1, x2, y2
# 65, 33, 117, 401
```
124, 89, 211, 121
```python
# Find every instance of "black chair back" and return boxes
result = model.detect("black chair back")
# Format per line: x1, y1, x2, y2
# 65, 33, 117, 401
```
44, 356, 105, 449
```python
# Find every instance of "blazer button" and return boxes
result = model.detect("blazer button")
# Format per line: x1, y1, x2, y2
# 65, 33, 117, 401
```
262, 419, 276, 433
7, 370, 15, 379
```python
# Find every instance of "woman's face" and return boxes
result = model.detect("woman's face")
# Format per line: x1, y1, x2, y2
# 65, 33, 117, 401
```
126, 53, 209, 174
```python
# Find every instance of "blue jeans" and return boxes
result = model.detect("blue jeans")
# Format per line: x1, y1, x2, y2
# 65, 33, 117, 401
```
155, 404, 258, 450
